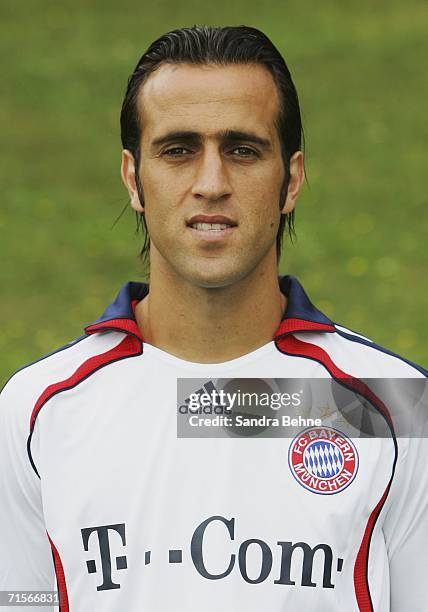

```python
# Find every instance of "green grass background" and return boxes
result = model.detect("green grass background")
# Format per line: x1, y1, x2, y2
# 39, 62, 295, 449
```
1, 0, 427, 385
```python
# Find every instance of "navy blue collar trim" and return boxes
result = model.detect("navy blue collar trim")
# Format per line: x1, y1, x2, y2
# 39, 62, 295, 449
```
278, 275, 333, 326
86, 274, 334, 333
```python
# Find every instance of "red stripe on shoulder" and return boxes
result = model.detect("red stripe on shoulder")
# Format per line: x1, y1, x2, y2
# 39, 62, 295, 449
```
30, 335, 142, 432
85, 318, 143, 341
276, 334, 394, 429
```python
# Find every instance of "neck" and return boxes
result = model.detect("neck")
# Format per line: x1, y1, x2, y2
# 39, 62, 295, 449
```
135, 257, 286, 364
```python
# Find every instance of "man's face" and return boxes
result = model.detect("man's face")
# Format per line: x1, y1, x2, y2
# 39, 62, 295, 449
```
122, 62, 302, 288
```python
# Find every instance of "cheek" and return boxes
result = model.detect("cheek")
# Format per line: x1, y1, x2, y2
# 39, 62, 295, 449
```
140, 169, 179, 225
140, 167, 165, 203
143, 199, 170, 237
246, 183, 282, 231
244, 163, 284, 215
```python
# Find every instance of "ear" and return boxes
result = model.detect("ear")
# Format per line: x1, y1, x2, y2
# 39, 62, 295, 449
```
281, 150, 305, 215
121, 149, 144, 213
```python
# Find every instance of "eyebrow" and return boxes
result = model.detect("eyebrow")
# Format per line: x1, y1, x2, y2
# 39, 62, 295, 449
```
150, 129, 272, 151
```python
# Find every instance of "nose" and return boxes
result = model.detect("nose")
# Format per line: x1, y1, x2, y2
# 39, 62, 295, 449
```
191, 146, 232, 201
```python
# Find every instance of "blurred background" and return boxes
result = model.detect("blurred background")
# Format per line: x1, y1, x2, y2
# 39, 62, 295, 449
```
1, 0, 427, 384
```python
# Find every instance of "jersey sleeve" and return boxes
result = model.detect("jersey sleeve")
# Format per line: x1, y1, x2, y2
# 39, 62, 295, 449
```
382, 389, 428, 612
0, 372, 57, 611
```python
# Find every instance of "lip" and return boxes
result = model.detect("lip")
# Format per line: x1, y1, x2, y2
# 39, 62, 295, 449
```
187, 224, 237, 242
186, 214, 237, 227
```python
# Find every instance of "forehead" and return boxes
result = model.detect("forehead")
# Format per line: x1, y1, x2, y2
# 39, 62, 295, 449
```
137, 62, 281, 145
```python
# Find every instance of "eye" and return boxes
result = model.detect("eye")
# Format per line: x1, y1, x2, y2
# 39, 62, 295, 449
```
162, 147, 191, 157
231, 146, 259, 157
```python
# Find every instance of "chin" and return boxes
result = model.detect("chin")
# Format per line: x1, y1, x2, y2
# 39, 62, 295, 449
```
181, 262, 254, 289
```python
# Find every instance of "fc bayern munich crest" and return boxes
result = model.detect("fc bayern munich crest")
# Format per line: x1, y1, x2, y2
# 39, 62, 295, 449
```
288, 427, 359, 495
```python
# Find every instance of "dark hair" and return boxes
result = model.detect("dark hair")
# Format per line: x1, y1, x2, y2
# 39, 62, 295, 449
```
120, 25, 304, 269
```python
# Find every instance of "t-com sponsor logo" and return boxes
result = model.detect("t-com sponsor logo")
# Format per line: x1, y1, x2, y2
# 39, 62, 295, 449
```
289, 427, 359, 495
81, 516, 344, 591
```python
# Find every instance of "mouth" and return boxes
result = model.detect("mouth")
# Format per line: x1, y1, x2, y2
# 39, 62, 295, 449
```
186, 215, 238, 241
190, 222, 234, 231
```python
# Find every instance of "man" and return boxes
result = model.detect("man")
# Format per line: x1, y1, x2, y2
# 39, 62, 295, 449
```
0, 25, 427, 612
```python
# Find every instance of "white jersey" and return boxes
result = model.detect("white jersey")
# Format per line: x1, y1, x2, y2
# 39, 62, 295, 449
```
1, 275, 427, 612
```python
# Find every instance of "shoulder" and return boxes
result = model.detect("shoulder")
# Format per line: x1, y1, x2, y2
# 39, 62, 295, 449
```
294, 322, 427, 378
0, 331, 126, 425
333, 323, 427, 377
